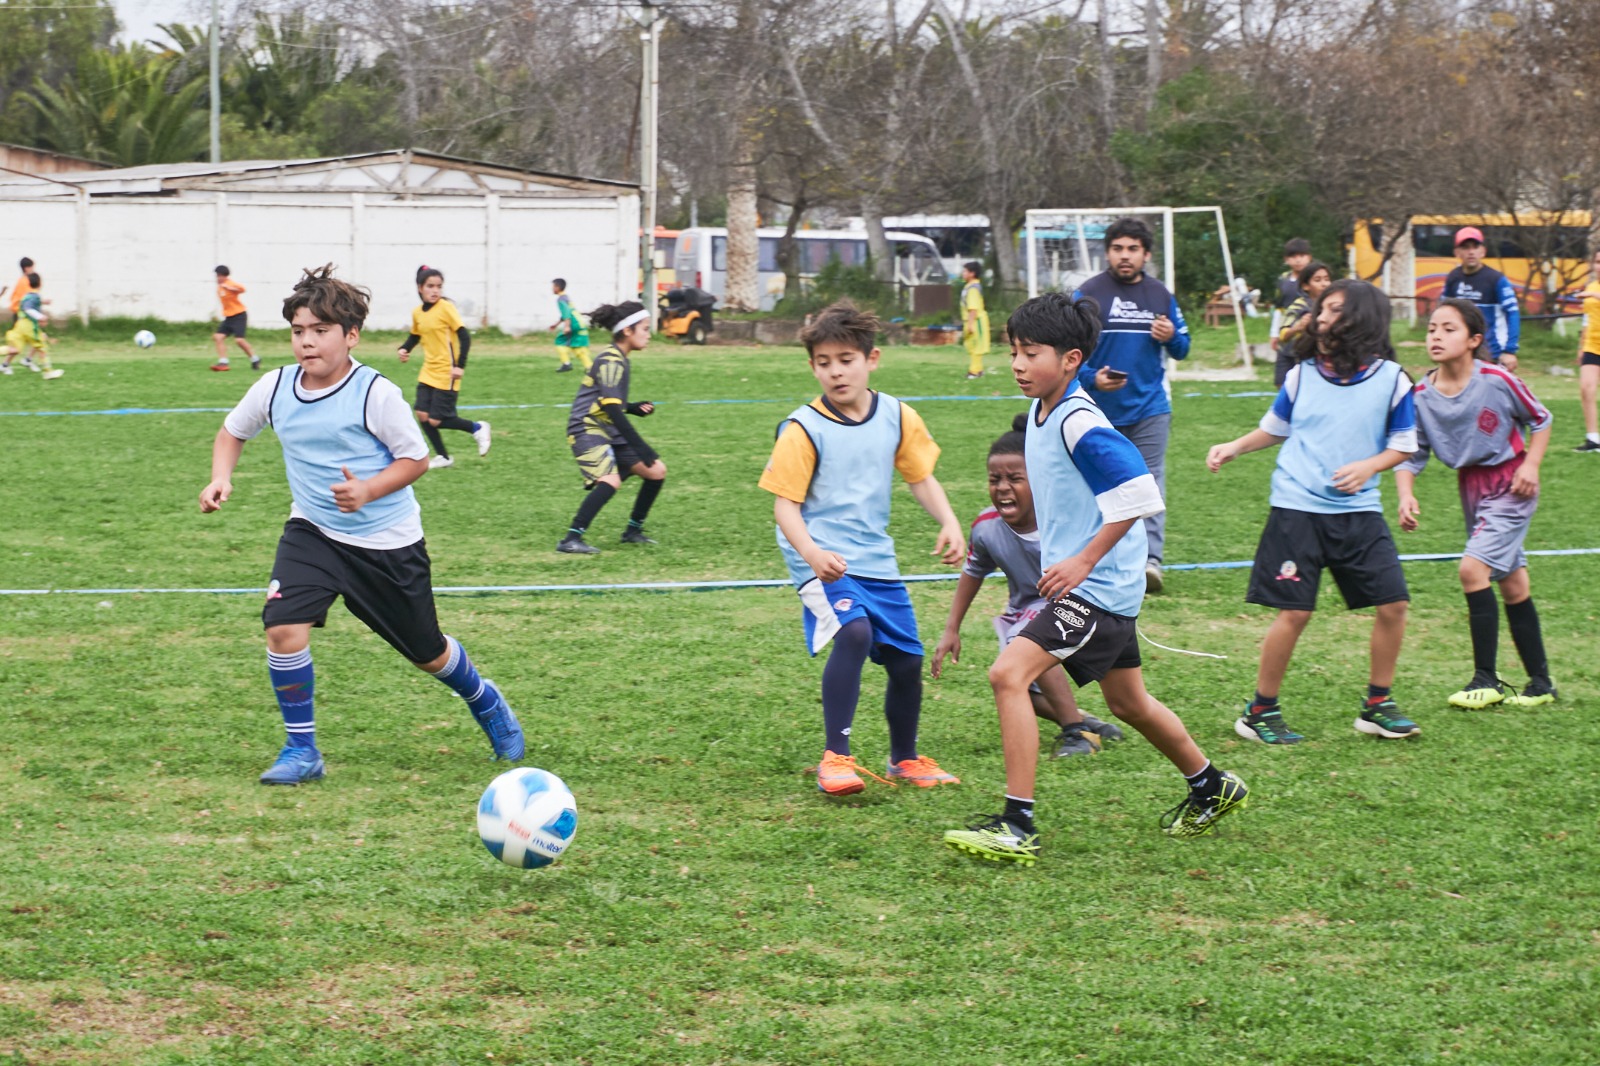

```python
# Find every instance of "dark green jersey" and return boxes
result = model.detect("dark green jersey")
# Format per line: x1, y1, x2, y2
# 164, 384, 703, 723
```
566, 345, 631, 438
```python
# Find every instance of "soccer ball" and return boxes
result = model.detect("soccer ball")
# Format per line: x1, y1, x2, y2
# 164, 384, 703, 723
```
133, 330, 156, 348
477, 767, 578, 869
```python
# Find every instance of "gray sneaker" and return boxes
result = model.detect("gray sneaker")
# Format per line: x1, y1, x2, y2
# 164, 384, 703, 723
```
1052, 728, 1102, 758
1079, 713, 1124, 742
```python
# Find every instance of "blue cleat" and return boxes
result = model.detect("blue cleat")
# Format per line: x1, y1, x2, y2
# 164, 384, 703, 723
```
472, 681, 525, 761
258, 744, 325, 786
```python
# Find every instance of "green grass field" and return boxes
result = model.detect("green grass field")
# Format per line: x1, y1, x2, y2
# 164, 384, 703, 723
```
2, 319, 1598, 1064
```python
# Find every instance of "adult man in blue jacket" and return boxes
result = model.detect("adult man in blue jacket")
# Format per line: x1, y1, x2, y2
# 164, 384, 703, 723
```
1074, 217, 1190, 593
1440, 225, 1520, 373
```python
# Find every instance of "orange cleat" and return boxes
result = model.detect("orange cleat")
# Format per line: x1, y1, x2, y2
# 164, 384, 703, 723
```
816, 749, 866, 795
887, 755, 959, 788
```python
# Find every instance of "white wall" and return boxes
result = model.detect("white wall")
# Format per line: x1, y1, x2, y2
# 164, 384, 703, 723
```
0, 190, 640, 334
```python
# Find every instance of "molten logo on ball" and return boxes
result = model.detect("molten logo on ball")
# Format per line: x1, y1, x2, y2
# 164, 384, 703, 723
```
477, 767, 578, 869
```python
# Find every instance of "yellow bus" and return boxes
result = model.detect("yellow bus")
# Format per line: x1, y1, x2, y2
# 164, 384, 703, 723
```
1350, 212, 1591, 314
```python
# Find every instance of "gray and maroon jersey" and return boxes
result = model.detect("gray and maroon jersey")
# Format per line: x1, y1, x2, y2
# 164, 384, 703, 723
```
963, 508, 1049, 624
1401, 361, 1550, 479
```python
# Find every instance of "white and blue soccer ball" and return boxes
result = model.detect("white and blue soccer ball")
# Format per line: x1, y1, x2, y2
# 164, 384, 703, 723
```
477, 767, 578, 869
133, 329, 156, 348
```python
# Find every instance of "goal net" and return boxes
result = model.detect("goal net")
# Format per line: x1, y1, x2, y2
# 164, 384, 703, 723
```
1023, 206, 1252, 370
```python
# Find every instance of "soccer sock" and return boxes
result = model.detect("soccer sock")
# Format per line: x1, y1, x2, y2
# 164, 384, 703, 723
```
879, 646, 923, 765
1003, 794, 1036, 830
821, 619, 872, 755
429, 636, 500, 717
1504, 597, 1550, 681
1248, 691, 1279, 714
629, 477, 664, 527
568, 482, 617, 537
215, 356, 230, 366
422, 422, 449, 459
1185, 761, 1220, 797
438, 416, 478, 434
1465, 587, 1499, 677
1588, 432, 1599, 445
1365, 684, 1392, 706
268, 649, 316, 749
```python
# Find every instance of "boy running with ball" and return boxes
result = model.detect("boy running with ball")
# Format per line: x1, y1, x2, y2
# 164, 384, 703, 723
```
944, 294, 1247, 864
199, 265, 523, 785
760, 301, 966, 796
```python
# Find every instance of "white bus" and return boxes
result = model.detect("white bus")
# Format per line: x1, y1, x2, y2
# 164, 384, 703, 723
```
672, 227, 948, 311
881, 214, 992, 278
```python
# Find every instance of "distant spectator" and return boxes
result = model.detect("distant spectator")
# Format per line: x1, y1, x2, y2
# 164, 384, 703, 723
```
1074, 217, 1190, 593
1270, 238, 1313, 340
1440, 226, 1520, 373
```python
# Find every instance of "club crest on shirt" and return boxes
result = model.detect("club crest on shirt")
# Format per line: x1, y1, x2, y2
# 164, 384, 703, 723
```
1477, 408, 1499, 435
1276, 561, 1300, 582
833, 598, 853, 612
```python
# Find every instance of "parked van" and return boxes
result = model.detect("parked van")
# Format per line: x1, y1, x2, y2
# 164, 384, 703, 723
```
672, 227, 948, 311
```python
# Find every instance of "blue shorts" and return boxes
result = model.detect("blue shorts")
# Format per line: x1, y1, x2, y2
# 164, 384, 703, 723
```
797, 575, 923, 659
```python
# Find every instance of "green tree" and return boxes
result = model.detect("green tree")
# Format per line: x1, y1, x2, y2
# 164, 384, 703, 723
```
0, 0, 118, 146
1112, 67, 1343, 307
21, 46, 209, 165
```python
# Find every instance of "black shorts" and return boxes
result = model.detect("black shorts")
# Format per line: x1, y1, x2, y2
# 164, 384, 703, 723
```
262, 518, 448, 664
1581, 352, 1600, 368
1016, 593, 1142, 686
1246, 507, 1409, 612
215, 312, 248, 338
415, 382, 460, 422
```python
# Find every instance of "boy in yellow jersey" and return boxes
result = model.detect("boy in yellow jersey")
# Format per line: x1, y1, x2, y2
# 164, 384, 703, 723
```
1575, 249, 1600, 453
0, 272, 60, 378
549, 278, 592, 372
397, 265, 490, 469
210, 265, 260, 371
760, 300, 966, 796
960, 261, 990, 379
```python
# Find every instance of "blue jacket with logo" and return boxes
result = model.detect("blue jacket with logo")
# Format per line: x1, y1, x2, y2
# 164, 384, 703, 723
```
1073, 271, 1190, 425
1440, 265, 1520, 358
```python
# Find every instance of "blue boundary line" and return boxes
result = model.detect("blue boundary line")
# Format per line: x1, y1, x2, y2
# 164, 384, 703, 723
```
5, 547, 1596, 597
0, 390, 1288, 419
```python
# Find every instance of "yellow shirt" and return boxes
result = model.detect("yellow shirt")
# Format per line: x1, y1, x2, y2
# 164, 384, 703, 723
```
411, 298, 466, 391
1582, 284, 1600, 355
962, 281, 986, 317
758, 396, 940, 503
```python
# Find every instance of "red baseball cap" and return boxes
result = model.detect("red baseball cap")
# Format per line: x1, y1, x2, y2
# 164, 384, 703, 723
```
1454, 226, 1485, 246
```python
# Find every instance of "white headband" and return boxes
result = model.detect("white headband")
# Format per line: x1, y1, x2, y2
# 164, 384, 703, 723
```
613, 309, 649, 333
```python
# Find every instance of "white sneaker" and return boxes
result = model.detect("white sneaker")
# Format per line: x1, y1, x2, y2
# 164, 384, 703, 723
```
22, 357, 40, 372
428, 454, 455, 469
473, 420, 492, 457
41, 368, 63, 380
0, 363, 11, 375
1145, 562, 1164, 594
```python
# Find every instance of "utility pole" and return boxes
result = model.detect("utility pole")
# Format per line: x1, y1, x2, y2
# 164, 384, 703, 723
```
639, 1, 660, 307
208, 0, 221, 163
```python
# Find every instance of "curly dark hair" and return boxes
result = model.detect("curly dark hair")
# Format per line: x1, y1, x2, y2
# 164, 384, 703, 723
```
1295, 278, 1393, 375
989, 412, 1029, 458
282, 264, 370, 331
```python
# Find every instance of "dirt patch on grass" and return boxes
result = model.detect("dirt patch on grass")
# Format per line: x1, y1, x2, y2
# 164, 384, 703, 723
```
0, 980, 254, 1062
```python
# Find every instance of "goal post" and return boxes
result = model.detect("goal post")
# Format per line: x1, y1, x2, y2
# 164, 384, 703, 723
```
1023, 205, 1252, 370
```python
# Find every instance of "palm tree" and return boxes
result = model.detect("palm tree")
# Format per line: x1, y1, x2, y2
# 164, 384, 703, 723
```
23, 45, 209, 166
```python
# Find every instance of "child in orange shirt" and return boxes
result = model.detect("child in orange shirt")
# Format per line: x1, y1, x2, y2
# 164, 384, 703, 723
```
211, 265, 259, 371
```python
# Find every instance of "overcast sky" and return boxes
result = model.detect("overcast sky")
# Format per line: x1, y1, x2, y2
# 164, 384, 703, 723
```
112, 0, 208, 45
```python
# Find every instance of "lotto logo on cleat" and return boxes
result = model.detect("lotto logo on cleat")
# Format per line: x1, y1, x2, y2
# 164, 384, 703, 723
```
1276, 561, 1300, 582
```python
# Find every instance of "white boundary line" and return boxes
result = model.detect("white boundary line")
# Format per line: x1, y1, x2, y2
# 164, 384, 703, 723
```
6, 547, 1597, 597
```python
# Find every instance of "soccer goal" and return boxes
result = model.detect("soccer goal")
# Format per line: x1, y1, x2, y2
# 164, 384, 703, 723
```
1023, 205, 1253, 371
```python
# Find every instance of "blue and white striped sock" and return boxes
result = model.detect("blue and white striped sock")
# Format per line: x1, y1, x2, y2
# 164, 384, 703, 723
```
268, 648, 316, 749
431, 636, 499, 716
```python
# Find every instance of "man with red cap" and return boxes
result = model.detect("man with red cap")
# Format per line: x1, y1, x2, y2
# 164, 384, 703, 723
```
1440, 226, 1521, 372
